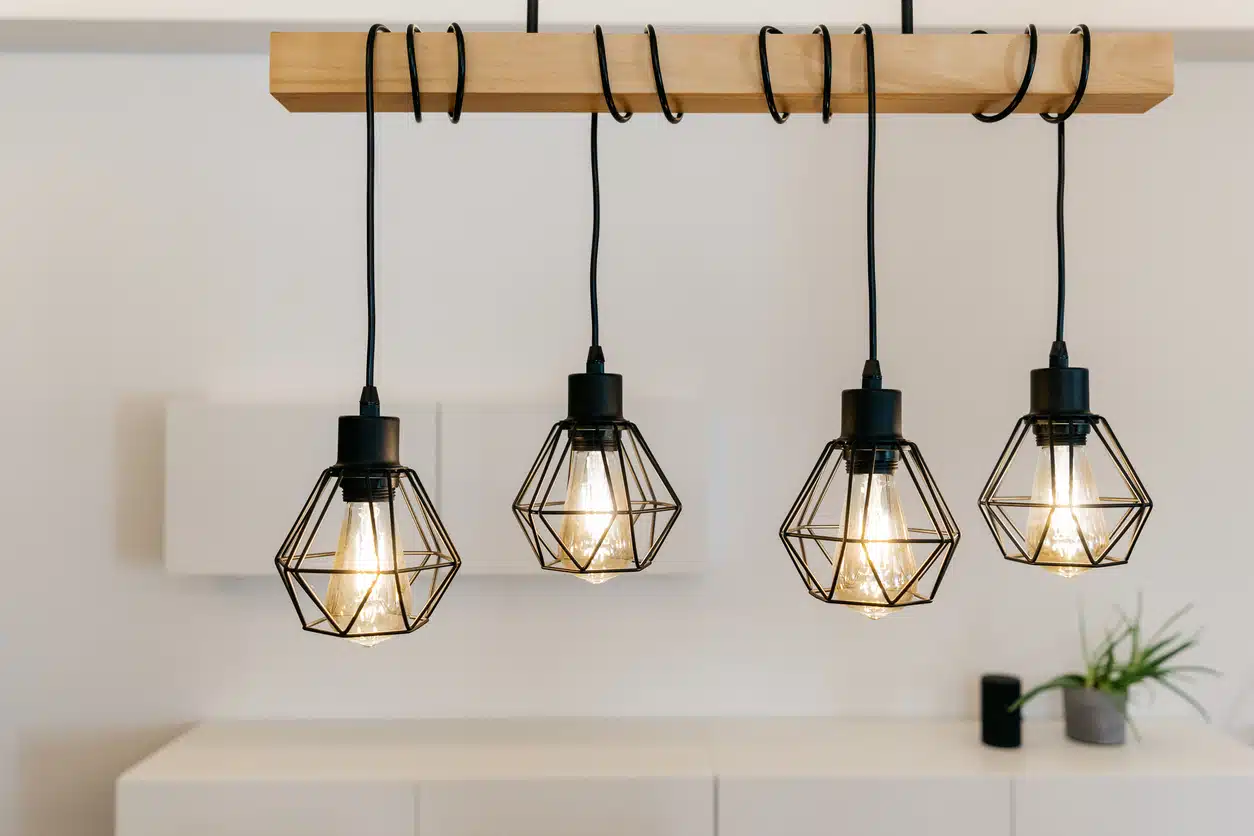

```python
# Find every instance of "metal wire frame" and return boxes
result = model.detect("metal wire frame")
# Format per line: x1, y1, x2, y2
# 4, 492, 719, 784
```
512, 419, 682, 578
780, 439, 960, 609
977, 414, 1152, 571
275, 465, 461, 640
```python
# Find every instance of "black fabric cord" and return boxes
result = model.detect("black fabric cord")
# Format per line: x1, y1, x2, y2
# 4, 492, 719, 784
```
587, 113, 604, 371
970, 26, 1038, 124
1054, 120, 1066, 346
1040, 24, 1091, 365
362, 24, 388, 413
856, 24, 879, 384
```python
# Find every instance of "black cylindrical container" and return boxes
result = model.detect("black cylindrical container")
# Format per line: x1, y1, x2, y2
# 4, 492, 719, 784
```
981, 673, 1023, 749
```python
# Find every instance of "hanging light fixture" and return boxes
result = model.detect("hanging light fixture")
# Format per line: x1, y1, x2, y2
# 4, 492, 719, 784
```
274, 25, 461, 644
978, 26, 1152, 576
511, 27, 682, 583
779, 25, 960, 618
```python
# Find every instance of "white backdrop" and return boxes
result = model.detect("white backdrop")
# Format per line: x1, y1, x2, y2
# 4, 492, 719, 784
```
0, 52, 1251, 834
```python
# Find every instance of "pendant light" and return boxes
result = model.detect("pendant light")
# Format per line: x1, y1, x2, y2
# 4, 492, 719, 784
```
274, 25, 461, 644
779, 25, 960, 618
512, 31, 682, 582
978, 26, 1152, 576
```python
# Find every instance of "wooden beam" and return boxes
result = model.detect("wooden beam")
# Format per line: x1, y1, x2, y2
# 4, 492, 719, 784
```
270, 31, 1173, 115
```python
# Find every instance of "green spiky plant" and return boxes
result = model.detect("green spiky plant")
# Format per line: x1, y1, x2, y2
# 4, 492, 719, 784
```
1014, 597, 1218, 730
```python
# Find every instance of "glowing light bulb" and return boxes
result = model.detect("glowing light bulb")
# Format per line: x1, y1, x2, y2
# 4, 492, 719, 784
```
1026, 443, 1109, 577
324, 499, 411, 646
559, 448, 633, 584
834, 471, 918, 619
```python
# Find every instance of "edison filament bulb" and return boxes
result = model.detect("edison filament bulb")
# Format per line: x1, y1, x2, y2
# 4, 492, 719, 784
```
1026, 440, 1109, 577
324, 493, 412, 646
559, 436, 634, 583
834, 466, 919, 618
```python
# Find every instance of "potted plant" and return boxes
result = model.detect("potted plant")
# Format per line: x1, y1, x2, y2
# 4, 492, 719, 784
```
1015, 600, 1217, 745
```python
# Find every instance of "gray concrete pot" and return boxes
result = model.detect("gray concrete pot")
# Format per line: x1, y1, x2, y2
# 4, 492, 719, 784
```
1064, 687, 1128, 745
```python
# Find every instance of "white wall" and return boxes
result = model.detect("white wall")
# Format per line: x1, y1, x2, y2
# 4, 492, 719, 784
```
3, 0, 1252, 28
0, 51, 1251, 835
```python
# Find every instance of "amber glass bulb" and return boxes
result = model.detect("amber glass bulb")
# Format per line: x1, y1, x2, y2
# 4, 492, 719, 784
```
833, 471, 918, 618
324, 500, 412, 645
558, 448, 634, 584
1026, 444, 1110, 577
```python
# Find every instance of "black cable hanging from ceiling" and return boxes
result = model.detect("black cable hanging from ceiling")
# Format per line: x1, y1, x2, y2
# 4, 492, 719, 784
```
857, 22, 878, 382
587, 109, 603, 367
585, 23, 636, 368
362, 22, 384, 412
1040, 23, 1092, 366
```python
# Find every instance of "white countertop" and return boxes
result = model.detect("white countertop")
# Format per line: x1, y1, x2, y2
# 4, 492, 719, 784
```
120, 718, 1254, 784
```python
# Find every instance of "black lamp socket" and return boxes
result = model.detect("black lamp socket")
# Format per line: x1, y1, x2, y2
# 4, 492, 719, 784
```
1030, 366, 1091, 446
841, 387, 903, 474
336, 415, 400, 502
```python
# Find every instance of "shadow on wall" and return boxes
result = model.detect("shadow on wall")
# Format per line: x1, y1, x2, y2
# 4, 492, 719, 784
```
113, 396, 168, 568
17, 724, 189, 836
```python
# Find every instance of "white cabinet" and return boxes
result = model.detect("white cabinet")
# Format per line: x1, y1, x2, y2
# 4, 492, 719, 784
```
1011, 723, 1254, 836
116, 720, 1254, 836
719, 776, 1009, 836
117, 781, 415, 836
1015, 776, 1251, 836
418, 777, 713, 836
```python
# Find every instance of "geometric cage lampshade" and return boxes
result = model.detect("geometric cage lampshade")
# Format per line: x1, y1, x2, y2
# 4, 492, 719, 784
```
978, 409, 1152, 577
780, 391, 961, 618
513, 403, 681, 583
275, 416, 460, 645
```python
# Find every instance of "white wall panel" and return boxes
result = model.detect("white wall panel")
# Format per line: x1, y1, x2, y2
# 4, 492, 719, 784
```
2, 0, 1251, 31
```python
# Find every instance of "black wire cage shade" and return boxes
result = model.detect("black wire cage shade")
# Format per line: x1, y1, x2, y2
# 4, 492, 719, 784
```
978, 410, 1151, 576
513, 408, 681, 581
780, 392, 960, 617
276, 419, 460, 644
